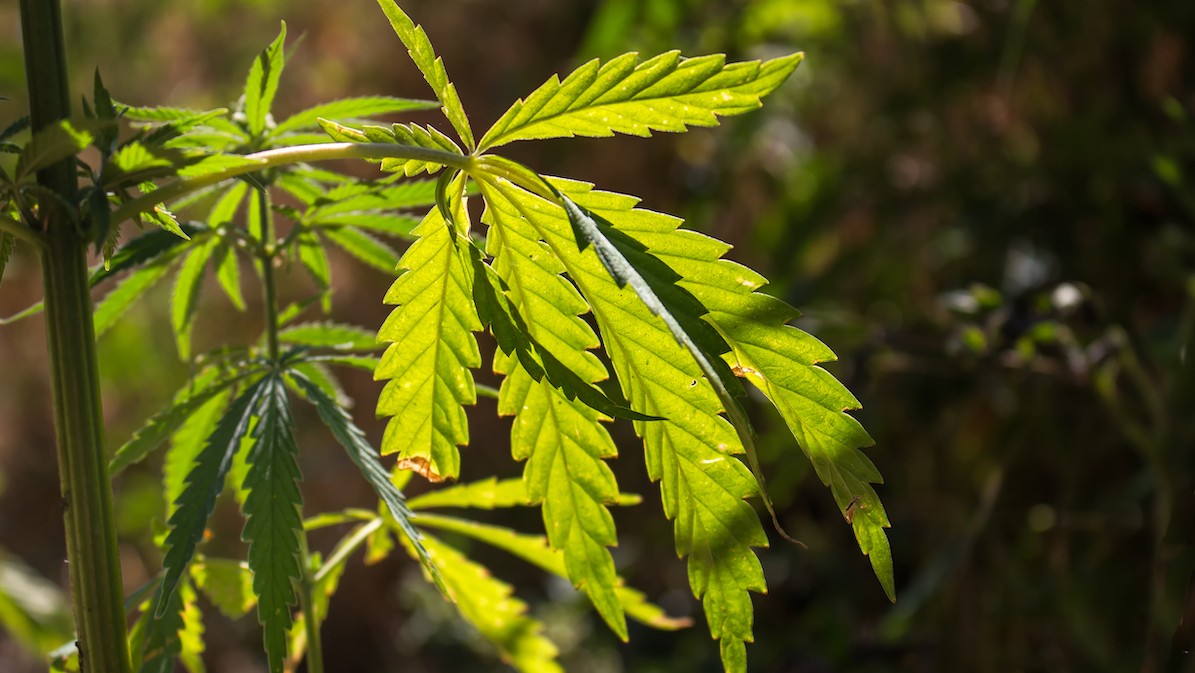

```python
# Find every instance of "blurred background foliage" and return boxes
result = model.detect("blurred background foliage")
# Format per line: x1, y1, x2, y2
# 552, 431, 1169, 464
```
2, 0, 1194, 671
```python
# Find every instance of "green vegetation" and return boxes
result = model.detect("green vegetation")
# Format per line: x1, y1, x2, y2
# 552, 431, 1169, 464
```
1, 1, 890, 672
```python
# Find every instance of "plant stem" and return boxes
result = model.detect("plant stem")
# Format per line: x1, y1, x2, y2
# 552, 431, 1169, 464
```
298, 537, 326, 673
111, 143, 474, 224
253, 186, 325, 672
20, 1, 132, 672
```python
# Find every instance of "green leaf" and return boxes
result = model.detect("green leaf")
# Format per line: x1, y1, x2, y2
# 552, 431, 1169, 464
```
375, 0, 475, 150
192, 558, 255, 620
94, 257, 176, 339
495, 359, 628, 638
212, 242, 246, 311
375, 207, 481, 482
171, 237, 218, 360
479, 51, 803, 149
91, 223, 201, 286
163, 376, 237, 518
103, 141, 182, 185
313, 212, 420, 238
413, 514, 688, 632
136, 579, 202, 673
278, 321, 378, 351
240, 374, 304, 673
557, 179, 894, 599
272, 96, 437, 136
319, 119, 463, 176
480, 178, 767, 667
403, 533, 561, 673
110, 372, 243, 476
406, 477, 531, 510
297, 230, 331, 294
288, 371, 444, 596
323, 225, 399, 273
244, 23, 287, 136
15, 119, 94, 179
468, 244, 652, 422
156, 378, 266, 618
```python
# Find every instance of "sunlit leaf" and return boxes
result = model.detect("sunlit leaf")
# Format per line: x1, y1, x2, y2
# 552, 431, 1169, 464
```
402, 533, 560, 673
480, 51, 802, 149
191, 558, 255, 620
375, 207, 481, 482
278, 321, 379, 351
376, 0, 475, 149
323, 225, 399, 273
406, 477, 531, 511
272, 96, 437, 136
243, 22, 287, 136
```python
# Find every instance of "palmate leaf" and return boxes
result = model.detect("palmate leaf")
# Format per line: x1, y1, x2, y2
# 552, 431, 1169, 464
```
156, 378, 266, 618
135, 580, 204, 673
240, 374, 305, 673
552, 180, 895, 599
318, 118, 462, 177
402, 533, 560, 673
478, 177, 766, 669
376, 0, 475, 150
375, 207, 481, 482
288, 371, 443, 594
479, 51, 803, 150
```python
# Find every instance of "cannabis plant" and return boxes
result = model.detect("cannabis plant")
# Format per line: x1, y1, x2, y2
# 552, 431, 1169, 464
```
3, 1, 892, 671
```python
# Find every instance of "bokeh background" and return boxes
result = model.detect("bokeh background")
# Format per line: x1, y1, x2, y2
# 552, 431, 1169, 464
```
2, 0, 1194, 671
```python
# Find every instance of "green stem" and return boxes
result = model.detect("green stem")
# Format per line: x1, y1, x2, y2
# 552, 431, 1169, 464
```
298, 538, 326, 673
111, 143, 474, 224
0, 214, 47, 249
19, 1, 132, 672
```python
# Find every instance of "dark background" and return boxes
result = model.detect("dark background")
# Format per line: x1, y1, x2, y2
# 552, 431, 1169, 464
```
1, 0, 1194, 671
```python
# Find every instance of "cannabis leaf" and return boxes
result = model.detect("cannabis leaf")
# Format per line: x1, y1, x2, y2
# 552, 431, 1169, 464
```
405, 533, 559, 672
375, 206, 481, 482
240, 374, 305, 673
479, 51, 803, 150
496, 356, 628, 638
476, 177, 767, 669
156, 378, 265, 616
376, 0, 475, 150
289, 371, 443, 593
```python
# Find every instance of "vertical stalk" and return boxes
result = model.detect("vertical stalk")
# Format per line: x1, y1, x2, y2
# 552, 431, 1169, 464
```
20, 1, 132, 671
254, 187, 325, 673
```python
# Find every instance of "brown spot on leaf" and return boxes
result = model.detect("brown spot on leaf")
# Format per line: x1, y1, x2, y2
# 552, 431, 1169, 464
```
395, 456, 446, 483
